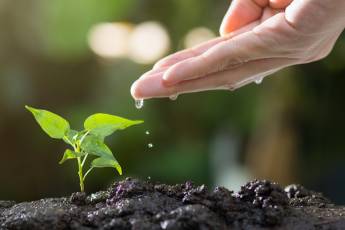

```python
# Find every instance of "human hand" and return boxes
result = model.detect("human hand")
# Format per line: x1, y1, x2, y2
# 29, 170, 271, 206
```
131, 0, 345, 99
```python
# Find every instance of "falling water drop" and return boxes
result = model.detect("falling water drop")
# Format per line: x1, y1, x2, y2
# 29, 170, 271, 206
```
145, 130, 150, 135
135, 99, 144, 109
254, 77, 263, 85
147, 176, 151, 180
148, 143, 154, 148
169, 94, 178, 101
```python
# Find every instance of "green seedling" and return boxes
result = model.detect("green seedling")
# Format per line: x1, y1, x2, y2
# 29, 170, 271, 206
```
25, 106, 143, 192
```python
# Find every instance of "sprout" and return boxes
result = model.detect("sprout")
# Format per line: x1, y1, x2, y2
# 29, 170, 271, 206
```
26, 106, 143, 192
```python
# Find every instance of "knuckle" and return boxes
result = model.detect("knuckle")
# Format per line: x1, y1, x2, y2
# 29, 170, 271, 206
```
222, 59, 245, 73
189, 47, 199, 57
199, 53, 223, 75
192, 56, 211, 77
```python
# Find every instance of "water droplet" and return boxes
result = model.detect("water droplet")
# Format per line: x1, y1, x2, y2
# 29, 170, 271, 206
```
147, 176, 151, 180
161, 221, 169, 229
169, 94, 178, 101
145, 130, 150, 135
254, 77, 263, 85
148, 143, 154, 148
135, 99, 144, 109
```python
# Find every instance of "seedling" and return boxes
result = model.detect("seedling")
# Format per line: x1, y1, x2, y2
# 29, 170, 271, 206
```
25, 106, 143, 192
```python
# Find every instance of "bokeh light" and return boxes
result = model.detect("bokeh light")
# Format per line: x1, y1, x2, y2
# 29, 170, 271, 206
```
184, 27, 216, 48
128, 21, 170, 64
88, 22, 133, 59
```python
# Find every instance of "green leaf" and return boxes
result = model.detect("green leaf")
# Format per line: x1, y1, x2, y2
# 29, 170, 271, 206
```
84, 113, 143, 138
81, 135, 114, 160
26, 105, 70, 139
91, 157, 122, 175
59, 149, 86, 164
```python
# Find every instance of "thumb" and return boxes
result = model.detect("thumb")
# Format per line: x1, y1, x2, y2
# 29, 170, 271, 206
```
220, 0, 265, 36
220, 0, 293, 36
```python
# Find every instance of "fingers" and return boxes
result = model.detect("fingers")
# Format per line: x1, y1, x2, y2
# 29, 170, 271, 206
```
172, 58, 295, 96
131, 57, 297, 99
161, 30, 272, 86
220, 0, 268, 36
220, 0, 293, 36
153, 36, 227, 70
261, 6, 283, 22
154, 20, 260, 72
131, 71, 171, 99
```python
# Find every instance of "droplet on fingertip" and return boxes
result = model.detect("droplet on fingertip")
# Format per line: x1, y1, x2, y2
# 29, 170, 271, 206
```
169, 94, 178, 101
135, 99, 144, 109
254, 77, 263, 85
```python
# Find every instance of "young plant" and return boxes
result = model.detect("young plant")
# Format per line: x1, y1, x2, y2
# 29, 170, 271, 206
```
25, 105, 143, 192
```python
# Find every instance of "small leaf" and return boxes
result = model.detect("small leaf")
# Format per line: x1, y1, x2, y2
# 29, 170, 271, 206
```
91, 157, 122, 175
26, 105, 70, 139
81, 135, 114, 160
87, 126, 117, 140
66, 129, 79, 141
59, 149, 86, 164
63, 129, 79, 146
84, 113, 143, 138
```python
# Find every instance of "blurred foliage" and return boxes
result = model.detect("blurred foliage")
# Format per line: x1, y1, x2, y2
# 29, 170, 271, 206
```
0, 0, 345, 204
39, 0, 136, 59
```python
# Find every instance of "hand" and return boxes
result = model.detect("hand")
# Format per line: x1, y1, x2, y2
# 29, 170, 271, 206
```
131, 0, 345, 99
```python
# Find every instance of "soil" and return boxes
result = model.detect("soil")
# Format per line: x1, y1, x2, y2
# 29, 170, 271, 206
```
1, 178, 345, 230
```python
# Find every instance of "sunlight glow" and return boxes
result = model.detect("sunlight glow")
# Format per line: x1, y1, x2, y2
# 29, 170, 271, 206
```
184, 27, 216, 49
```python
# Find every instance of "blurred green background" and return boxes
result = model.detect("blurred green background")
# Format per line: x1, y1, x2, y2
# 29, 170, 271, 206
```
0, 0, 345, 204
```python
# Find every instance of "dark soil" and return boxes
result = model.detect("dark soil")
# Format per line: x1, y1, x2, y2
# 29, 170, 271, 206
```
1, 178, 345, 230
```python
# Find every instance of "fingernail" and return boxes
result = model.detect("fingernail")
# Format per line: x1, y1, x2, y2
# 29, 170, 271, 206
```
153, 61, 165, 70
130, 80, 141, 99
162, 72, 176, 87
162, 72, 169, 81
162, 67, 174, 82
152, 63, 160, 70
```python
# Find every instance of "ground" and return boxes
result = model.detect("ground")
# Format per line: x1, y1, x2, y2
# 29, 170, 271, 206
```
1, 178, 345, 230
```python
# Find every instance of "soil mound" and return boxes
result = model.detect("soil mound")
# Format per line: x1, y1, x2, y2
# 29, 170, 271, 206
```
1, 178, 344, 230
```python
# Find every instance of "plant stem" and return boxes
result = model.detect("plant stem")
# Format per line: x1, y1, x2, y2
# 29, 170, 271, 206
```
75, 142, 85, 193
77, 157, 84, 192
83, 167, 94, 181
81, 153, 89, 167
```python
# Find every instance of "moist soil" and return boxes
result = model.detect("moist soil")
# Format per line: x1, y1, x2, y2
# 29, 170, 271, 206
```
1, 178, 345, 230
